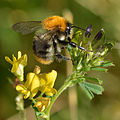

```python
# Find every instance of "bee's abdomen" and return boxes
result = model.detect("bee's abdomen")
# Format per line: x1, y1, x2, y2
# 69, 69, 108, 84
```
33, 36, 54, 64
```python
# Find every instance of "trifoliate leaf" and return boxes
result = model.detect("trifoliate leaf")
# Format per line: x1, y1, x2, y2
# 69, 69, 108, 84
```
83, 82, 104, 94
79, 82, 94, 99
79, 82, 104, 99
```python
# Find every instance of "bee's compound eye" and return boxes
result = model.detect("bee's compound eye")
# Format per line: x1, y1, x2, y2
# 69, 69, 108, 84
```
59, 35, 65, 41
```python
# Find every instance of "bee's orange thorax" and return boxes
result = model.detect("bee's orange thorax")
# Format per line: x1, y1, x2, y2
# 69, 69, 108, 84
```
42, 16, 67, 32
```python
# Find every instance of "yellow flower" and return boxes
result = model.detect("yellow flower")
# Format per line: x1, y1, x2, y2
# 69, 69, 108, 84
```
5, 51, 27, 81
39, 70, 57, 96
16, 72, 40, 99
16, 69, 57, 99
34, 97, 50, 112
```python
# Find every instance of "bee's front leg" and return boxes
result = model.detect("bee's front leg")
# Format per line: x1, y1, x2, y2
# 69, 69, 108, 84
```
58, 37, 86, 50
55, 54, 70, 61
67, 37, 86, 50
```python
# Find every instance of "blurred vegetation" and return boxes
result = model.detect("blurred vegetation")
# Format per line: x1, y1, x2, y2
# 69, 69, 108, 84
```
0, 0, 120, 120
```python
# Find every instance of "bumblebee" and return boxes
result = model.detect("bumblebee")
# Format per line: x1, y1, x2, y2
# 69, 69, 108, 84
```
12, 16, 88, 64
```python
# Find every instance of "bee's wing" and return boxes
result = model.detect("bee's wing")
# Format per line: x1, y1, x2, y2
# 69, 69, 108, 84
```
12, 21, 42, 35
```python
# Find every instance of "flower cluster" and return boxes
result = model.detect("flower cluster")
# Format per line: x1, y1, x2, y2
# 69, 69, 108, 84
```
16, 69, 57, 99
68, 27, 114, 99
5, 51, 27, 81
5, 51, 57, 113
34, 97, 50, 112
69, 28, 114, 71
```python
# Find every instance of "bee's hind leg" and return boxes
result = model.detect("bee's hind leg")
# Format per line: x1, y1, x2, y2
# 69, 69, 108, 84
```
55, 54, 70, 61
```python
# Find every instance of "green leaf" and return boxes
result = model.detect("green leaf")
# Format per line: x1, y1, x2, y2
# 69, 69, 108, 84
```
76, 57, 83, 70
72, 30, 82, 40
83, 82, 104, 94
79, 82, 94, 99
101, 61, 114, 67
84, 77, 102, 84
91, 67, 108, 72
84, 66, 91, 72
71, 30, 82, 45
79, 82, 104, 99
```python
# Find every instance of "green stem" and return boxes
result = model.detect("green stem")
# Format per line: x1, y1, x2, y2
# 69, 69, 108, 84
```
45, 74, 73, 120
35, 112, 39, 120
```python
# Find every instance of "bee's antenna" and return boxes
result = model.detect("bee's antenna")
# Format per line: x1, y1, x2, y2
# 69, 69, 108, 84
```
71, 25, 87, 31
71, 24, 92, 38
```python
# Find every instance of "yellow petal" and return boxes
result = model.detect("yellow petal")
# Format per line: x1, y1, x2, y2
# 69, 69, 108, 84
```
44, 87, 57, 96
25, 73, 36, 88
12, 54, 17, 62
5, 56, 13, 64
34, 102, 43, 112
38, 70, 57, 94
30, 74, 40, 97
50, 88, 57, 94
38, 74, 47, 87
45, 70, 57, 87
34, 97, 50, 112
25, 73, 40, 98
16, 85, 30, 99
19, 54, 27, 66
46, 92, 53, 96
37, 97, 51, 104
24, 91, 30, 99
16, 84, 27, 93
18, 51, 22, 59
41, 105, 46, 112
11, 62, 19, 73
34, 101, 42, 107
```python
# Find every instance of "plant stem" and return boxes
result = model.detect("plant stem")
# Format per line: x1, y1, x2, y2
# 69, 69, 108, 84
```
35, 112, 39, 120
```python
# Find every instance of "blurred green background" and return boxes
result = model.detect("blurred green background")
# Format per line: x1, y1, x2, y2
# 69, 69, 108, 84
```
0, 0, 120, 120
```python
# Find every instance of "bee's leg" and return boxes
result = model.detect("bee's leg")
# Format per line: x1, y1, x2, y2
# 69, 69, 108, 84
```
67, 37, 86, 50
52, 38, 70, 61
69, 41, 85, 50
58, 37, 86, 50
53, 39, 57, 54
55, 54, 70, 61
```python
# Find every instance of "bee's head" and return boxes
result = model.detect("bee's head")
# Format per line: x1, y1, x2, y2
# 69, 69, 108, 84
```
65, 22, 92, 38
65, 22, 72, 36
